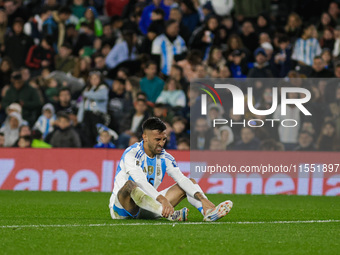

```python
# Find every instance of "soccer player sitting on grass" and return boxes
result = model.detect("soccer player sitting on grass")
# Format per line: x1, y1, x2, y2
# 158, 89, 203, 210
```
109, 117, 233, 221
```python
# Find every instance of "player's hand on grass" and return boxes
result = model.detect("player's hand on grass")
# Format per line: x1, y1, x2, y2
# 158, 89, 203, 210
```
157, 195, 174, 218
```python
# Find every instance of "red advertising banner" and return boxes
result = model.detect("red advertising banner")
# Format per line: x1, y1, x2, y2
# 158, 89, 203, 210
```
0, 149, 339, 196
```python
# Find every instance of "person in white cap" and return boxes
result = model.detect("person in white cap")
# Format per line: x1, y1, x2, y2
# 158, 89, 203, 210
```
5, 103, 28, 126
261, 42, 274, 60
0, 111, 22, 147
33, 103, 56, 139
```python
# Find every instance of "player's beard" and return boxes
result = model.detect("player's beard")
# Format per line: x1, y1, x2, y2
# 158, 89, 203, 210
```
149, 143, 163, 155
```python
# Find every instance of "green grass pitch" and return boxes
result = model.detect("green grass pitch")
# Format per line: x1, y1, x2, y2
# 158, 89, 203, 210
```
0, 191, 339, 255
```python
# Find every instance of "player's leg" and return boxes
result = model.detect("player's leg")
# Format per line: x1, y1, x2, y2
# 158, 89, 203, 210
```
185, 178, 233, 221
117, 180, 187, 221
117, 180, 163, 217
117, 180, 140, 216
160, 178, 205, 215
163, 178, 233, 221
163, 178, 207, 215
163, 184, 187, 207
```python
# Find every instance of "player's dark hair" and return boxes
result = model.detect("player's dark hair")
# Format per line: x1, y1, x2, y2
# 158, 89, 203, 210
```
142, 117, 166, 133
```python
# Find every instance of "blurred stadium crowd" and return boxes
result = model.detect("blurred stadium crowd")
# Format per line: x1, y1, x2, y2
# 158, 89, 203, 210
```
0, 0, 340, 151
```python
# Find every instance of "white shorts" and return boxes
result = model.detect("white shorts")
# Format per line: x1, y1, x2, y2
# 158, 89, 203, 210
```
109, 187, 170, 220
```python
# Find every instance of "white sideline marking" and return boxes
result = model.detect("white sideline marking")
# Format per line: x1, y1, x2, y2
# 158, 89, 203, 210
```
0, 220, 339, 229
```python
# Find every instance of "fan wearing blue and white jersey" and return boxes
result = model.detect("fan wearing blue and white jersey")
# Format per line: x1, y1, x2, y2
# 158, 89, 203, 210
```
291, 24, 321, 66
109, 117, 233, 221
151, 20, 187, 76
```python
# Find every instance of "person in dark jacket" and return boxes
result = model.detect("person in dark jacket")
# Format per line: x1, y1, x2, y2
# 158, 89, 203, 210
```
1, 71, 42, 126
233, 127, 260, 150
180, 0, 200, 33
294, 131, 316, 151
139, 0, 170, 35
25, 36, 55, 74
169, 7, 191, 44
54, 42, 76, 73
229, 50, 249, 78
3, 0, 29, 28
53, 87, 76, 113
274, 34, 293, 78
309, 56, 333, 78
4, 17, 34, 69
248, 47, 274, 78
189, 15, 220, 59
50, 112, 81, 147
191, 117, 214, 150
23, 6, 51, 45
117, 98, 150, 148
255, 12, 275, 37
43, 6, 71, 51
240, 21, 259, 54
0, 57, 14, 90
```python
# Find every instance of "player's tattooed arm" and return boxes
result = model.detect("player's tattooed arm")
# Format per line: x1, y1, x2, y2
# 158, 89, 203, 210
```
157, 195, 174, 218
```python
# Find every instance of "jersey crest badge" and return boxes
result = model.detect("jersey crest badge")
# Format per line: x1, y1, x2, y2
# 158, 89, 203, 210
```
148, 166, 154, 175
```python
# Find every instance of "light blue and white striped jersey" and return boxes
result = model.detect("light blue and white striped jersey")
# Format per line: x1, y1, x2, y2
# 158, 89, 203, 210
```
109, 141, 186, 209
151, 34, 187, 75
291, 38, 321, 66
33, 115, 56, 139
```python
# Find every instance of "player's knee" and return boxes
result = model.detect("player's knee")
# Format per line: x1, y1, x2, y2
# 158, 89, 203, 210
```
126, 180, 137, 192
189, 178, 197, 184
121, 180, 137, 195
175, 184, 186, 198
